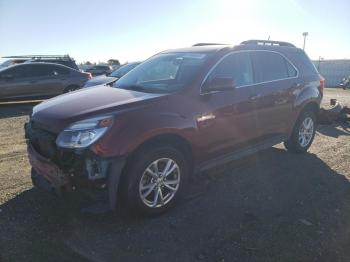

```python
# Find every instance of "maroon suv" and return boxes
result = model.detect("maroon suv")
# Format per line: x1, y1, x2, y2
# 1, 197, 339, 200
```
25, 40, 323, 215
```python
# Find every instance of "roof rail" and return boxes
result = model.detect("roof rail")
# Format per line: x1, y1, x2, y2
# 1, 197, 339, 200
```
2, 55, 73, 60
240, 40, 295, 47
193, 43, 228, 47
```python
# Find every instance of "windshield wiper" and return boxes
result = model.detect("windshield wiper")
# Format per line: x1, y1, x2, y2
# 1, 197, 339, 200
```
118, 85, 149, 92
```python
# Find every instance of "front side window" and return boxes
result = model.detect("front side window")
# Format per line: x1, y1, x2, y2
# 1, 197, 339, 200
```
115, 52, 210, 93
251, 51, 296, 82
207, 52, 254, 87
2, 65, 32, 78
27, 65, 54, 77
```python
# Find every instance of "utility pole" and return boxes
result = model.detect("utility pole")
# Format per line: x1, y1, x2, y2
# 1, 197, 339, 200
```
302, 32, 308, 50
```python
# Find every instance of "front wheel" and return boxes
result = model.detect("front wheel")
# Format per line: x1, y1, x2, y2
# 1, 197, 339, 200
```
284, 110, 317, 153
120, 145, 189, 216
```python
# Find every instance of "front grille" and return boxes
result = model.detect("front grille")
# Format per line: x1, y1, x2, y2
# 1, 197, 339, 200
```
25, 121, 81, 170
25, 121, 58, 160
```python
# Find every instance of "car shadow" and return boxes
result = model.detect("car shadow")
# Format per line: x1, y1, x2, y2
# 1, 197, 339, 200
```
0, 101, 40, 119
317, 123, 350, 138
1, 148, 350, 262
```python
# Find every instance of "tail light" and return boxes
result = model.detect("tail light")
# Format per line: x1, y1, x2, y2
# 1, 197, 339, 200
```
319, 75, 325, 93
85, 72, 92, 80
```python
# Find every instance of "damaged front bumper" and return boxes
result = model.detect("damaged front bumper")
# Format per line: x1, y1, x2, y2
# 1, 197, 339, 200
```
25, 122, 126, 212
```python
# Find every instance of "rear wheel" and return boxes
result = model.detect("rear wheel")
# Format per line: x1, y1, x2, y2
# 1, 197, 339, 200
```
284, 110, 316, 153
120, 145, 189, 216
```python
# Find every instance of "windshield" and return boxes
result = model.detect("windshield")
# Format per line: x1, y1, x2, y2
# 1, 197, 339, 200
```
114, 52, 210, 93
110, 63, 139, 78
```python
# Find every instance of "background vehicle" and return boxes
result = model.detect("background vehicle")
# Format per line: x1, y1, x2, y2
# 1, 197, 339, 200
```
25, 40, 323, 215
83, 62, 141, 88
85, 65, 113, 76
1, 55, 79, 70
0, 62, 91, 101
340, 76, 350, 89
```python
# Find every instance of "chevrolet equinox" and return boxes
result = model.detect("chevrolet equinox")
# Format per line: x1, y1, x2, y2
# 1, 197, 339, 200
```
25, 40, 323, 215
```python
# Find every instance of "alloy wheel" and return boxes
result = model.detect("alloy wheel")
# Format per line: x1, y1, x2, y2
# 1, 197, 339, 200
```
138, 158, 180, 208
298, 117, 314, 147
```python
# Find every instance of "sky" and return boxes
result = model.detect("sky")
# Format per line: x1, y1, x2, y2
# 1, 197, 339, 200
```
0, 0, 349, 63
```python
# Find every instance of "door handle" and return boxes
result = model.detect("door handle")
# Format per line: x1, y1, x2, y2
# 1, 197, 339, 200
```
249, 94, 261, 101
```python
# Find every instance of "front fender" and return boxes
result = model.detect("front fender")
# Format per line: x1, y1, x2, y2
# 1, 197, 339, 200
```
92, 111, 196, 157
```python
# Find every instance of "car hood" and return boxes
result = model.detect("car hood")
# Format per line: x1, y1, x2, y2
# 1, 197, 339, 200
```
32, 85, 164, 133
83, 75, 117, 88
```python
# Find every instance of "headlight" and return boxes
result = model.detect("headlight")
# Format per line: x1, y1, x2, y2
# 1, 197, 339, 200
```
56, 115, 113, 149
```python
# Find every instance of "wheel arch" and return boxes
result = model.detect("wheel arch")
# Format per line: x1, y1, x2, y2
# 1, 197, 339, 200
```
123, 133, 194, 175
301, 101, 320, 121
132, 133, 192, 163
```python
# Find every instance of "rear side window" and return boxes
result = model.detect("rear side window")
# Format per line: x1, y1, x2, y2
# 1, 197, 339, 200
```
252, 52, 296, 82
208, 52, 254, 87
285, 60, 297, 77
52, 66, 70, 75
290, 51, 318, 76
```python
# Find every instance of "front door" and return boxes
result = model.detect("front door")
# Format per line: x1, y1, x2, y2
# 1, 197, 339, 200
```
197, 52, 258, 161
0, 64, 35, 99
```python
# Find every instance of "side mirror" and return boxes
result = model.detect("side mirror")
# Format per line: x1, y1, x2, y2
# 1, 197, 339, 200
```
203, 76, 235, 92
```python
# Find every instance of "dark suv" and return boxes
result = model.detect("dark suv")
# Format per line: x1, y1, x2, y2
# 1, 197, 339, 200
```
2, 55, 80, 70
25, 40, 323, 215
85, 65, 113, 76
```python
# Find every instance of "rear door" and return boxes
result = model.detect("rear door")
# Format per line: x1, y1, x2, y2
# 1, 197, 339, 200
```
49, 65, 71, 94
250, 51, 298, 139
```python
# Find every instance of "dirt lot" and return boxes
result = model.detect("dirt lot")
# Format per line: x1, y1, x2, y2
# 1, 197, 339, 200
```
0, 89, 349, 262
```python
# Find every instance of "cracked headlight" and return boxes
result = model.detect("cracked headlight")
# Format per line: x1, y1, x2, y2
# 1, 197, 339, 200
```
56, 116, 113, 149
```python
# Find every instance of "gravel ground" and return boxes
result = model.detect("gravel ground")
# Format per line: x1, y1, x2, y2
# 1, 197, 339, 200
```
0, 89, 349, 262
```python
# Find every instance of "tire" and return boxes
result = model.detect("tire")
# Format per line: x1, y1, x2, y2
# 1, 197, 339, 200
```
120, 145, 189, 216
63, 85, 80, 93
284, 110, 317, 153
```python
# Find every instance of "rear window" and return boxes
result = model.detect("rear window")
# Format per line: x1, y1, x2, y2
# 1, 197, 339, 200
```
252, 51, 295, 82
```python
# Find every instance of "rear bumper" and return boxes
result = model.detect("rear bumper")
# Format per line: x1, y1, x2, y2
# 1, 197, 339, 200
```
27, 142, 126, 211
